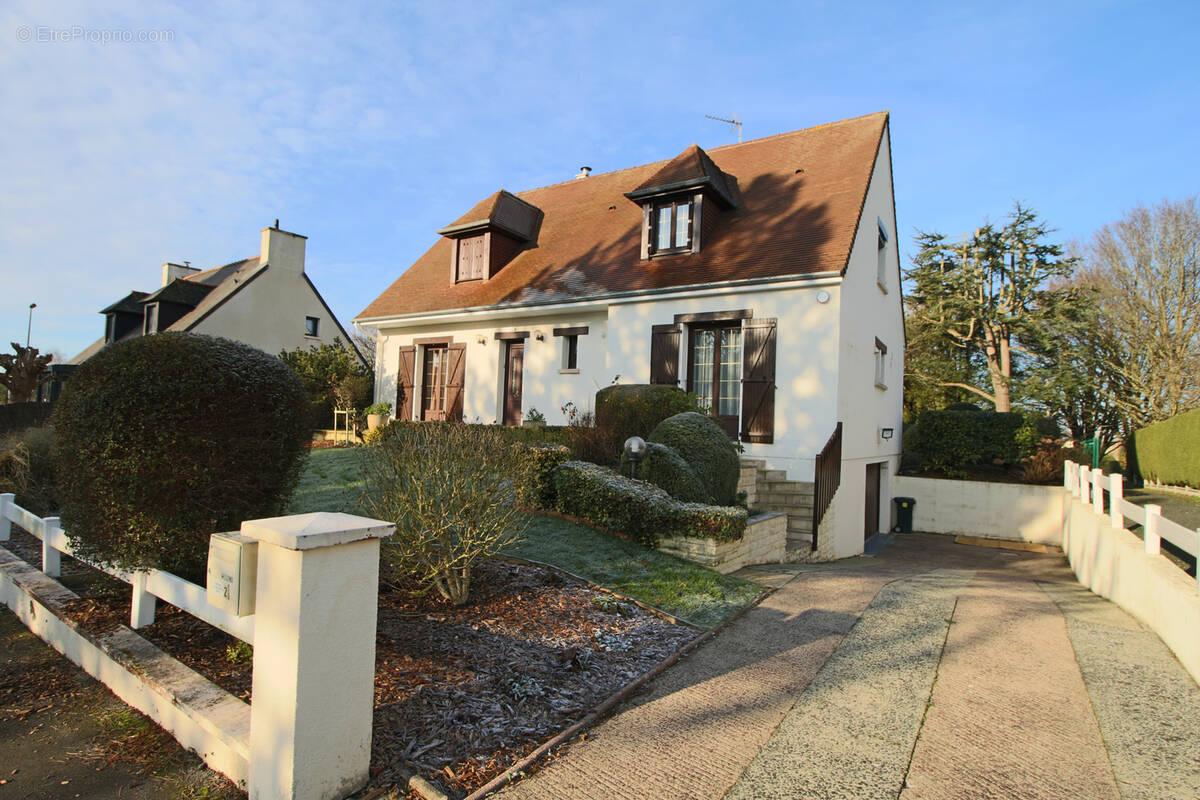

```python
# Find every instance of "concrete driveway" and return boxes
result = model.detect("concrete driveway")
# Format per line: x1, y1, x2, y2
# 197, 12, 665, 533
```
498, 534, 1200, 800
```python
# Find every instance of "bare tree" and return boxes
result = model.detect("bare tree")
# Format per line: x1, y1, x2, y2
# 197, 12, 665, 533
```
0, 343, 52, 403
1081, 196, 1200, 428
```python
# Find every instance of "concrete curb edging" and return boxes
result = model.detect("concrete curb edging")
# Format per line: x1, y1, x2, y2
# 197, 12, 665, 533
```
0, 546, 251, 785
462, 581, 777, 799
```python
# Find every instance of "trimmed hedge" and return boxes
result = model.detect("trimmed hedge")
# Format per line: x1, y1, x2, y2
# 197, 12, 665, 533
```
515, 443, 571, 509
1131, 408, 1200, 488
648, 412, 740, 506
903, 409, 1048, 472
621, 441, 711, 503
595, 384, 701, 445
553, 460, 747, 547
52, 333, 311, 581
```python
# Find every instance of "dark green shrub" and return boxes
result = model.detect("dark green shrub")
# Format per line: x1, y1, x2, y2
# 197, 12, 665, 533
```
648, 412, 740, 505
1131, 408, 1200, 488
0, 426, 59, 516
552, 460, 746, 547
515, 443, 571, 509
905, 409, 1030, 472
621, 441, 711, 503
595, 384, 702, 441
52, 333, 311, 580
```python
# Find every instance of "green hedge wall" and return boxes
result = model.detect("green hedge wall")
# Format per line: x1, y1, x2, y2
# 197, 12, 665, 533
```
904, 409, 1050, 472
514, 443, 571, 509
1131, 409, 1200, 489
553, 460, 747, 547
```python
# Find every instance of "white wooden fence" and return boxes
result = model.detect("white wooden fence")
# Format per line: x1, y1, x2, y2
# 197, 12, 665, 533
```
0, 491, 394, 800
1064, 461, 1200, 593
0, 494, 254, 642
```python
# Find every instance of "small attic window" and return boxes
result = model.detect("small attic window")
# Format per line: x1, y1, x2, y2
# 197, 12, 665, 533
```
652, 199, 693, 254
305, 316, 319, 337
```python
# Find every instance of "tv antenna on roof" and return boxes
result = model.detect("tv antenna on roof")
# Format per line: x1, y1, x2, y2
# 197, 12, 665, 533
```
705, 113, 742, 143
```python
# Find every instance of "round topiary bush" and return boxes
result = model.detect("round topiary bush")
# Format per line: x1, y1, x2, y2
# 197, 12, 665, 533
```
595, 384, 701, 439
622, 441, 711, 503
648, 412, 740, 506
52, 333, 311, 580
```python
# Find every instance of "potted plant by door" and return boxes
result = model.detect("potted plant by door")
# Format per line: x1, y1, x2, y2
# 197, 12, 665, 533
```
365, 402, 392, 431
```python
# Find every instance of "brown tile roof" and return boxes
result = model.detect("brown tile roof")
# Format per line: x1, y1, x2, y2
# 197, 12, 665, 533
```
627, 143, 737, 208
357, 111, 888, 321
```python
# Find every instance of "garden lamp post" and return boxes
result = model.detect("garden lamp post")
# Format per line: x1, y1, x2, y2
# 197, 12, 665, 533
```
26, 303, 36, 346
624, 435, 647, 479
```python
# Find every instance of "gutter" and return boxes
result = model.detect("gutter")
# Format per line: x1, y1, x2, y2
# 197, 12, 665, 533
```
356, 270, 843, 328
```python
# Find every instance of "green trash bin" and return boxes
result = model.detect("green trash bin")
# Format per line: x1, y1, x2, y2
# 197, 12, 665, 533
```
893, 497, 916, 534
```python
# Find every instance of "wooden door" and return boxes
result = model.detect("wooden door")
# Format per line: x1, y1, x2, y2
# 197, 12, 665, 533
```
503, 341, 524, 426
864, 462, 882, 543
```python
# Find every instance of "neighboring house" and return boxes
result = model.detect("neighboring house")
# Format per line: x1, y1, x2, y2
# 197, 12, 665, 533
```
356, 112, 904, 560
69, 224, 362, 369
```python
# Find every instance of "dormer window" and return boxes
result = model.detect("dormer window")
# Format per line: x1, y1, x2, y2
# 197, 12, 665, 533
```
438, 190, 543, 285
626, 143, 737, 261
653, 200, 693, 254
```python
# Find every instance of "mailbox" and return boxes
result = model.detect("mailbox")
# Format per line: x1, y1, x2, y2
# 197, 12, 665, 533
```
206, 532, 258, 616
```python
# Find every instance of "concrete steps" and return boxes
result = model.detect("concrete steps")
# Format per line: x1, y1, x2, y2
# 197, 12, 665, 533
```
739, 459, 816, 560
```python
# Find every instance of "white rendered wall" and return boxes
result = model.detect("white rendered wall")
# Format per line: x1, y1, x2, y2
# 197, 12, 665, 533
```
606, 283, 842, 479
375, 309, 607, 425
825, 123, 905, 558
894, 476, 1065, 545
192, 229, 350, 358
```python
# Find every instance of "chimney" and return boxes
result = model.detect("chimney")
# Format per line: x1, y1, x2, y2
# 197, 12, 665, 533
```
162, 261, 200, 286
575, 166, 592, 179
260, 223, 308, 273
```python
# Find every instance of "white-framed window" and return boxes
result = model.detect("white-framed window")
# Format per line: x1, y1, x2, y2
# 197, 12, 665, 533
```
651, 199, 693, 254
305, 316, 319, 337
877, 218, 889, 291
874, 337, 888, 389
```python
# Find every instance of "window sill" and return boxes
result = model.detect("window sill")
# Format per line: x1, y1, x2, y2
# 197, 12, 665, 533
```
304, 335, 321, 340
558, 368, 580, 375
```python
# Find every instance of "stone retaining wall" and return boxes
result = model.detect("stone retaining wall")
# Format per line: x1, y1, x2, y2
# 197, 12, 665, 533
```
658, 512, 786, 574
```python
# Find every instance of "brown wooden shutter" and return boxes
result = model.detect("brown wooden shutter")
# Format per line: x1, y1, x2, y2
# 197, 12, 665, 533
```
445, 343, 467, 421
741, 318, 776, 443
649, 324, 680, 385
397, 346, 416, 421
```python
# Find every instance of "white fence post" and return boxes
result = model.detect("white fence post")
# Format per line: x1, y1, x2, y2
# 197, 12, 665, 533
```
130, 572, 157, 629
240, 512, 394, 800
41, 517, 61, 578
1064, 461, 1073, 493
1109, 474, 1123, 529
1092, 469, 1105, 515
0, 493, 12, 541
1144, 504, 1161, 555
1079, 466, 1091, 503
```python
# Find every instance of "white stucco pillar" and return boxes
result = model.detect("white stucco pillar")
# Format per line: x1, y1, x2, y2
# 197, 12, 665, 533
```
240, 512, 394, 800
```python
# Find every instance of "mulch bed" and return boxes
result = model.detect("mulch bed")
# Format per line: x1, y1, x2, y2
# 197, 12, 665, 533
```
2, 527, 699, 799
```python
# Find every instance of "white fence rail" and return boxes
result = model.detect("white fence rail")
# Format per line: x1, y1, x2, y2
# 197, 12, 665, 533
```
0, 493, 254, 643
1064, 461, 1200, 592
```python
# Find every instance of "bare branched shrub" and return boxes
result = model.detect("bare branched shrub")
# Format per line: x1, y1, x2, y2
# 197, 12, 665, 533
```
361, 423, 527, 605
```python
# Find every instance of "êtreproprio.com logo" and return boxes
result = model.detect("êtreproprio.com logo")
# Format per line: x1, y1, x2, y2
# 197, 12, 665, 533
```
16, 25, 175, 44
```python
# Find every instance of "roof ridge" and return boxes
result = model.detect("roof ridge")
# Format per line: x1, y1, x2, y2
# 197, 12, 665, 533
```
707, 110, 889, 154
510, 111, 888, 198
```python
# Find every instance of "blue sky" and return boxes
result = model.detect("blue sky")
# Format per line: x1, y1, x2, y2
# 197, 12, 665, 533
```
3, 0, 1197, 359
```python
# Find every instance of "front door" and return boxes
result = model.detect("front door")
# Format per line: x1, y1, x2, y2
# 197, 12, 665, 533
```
503, 341, 524, 426
864, 462, 882, 543
687, 324, 742, 438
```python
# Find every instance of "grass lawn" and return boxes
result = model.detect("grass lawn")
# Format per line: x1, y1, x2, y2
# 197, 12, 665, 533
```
288, 446, 762, 628
288, 446, 367, 515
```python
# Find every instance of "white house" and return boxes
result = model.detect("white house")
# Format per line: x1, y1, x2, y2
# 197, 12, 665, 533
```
70, 224, 362, 366
357, 112, 904, 560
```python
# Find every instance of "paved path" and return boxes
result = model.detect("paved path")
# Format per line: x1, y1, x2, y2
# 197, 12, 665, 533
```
499, 534, 1200, 800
